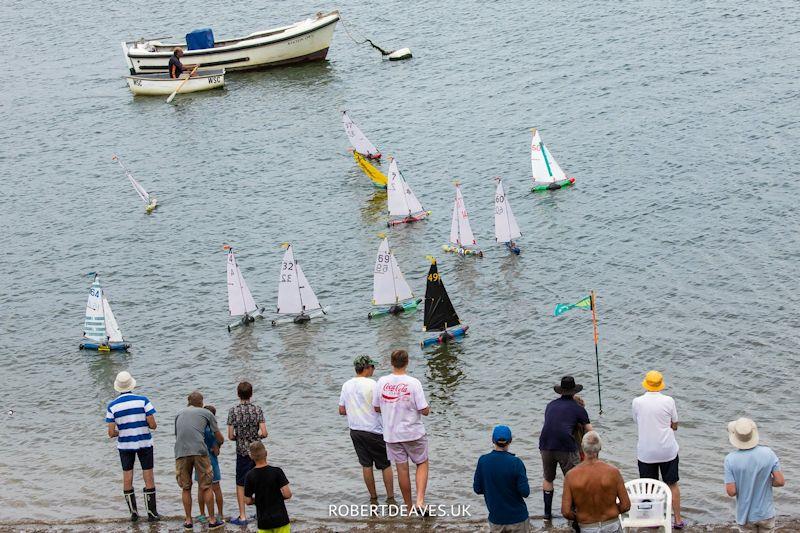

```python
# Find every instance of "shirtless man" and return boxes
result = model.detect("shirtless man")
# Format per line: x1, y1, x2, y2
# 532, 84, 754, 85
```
562, 431, 630, 533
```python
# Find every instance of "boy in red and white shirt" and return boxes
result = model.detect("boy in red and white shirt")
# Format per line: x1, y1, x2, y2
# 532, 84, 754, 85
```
373, 350, 430, 509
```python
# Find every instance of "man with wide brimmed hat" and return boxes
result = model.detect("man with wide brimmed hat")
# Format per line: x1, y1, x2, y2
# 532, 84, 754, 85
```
724, 418, 784, 532
632, 370, 684, 528
539, 376, 592, 525
338, 355, 396, 507
105, 371, 160, 522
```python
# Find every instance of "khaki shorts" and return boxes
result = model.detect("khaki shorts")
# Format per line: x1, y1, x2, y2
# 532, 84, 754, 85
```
489, 519, 531, 532
738, 517, 775, 533
175, 455, 213, 490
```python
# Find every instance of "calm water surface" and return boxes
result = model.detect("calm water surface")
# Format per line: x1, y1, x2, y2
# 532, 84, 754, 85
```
2, 0, 799, 529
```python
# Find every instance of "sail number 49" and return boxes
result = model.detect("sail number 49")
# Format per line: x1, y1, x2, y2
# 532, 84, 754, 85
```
427, 273, 440, 282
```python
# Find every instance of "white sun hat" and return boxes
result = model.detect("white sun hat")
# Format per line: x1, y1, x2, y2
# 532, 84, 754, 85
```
114, 371, 137, 393
728, 417, 759, 450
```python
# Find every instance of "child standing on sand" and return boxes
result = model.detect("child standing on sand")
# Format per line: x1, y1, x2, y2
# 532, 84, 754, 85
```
245, 441, 292, 533
195, 405, 224, 524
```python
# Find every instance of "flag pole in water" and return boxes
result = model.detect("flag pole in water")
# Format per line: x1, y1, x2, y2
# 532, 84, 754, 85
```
553, 292, 603, 415
590, 290, 603, 415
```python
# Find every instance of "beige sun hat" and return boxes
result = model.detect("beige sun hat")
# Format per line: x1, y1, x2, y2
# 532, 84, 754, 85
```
728, 417, 759, 450
114, 371, 136, 393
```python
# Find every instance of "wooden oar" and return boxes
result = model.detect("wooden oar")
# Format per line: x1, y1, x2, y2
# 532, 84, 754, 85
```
166, 65, 198, 104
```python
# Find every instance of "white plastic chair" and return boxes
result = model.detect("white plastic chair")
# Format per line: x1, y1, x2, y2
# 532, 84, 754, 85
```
620, 478, 672, 532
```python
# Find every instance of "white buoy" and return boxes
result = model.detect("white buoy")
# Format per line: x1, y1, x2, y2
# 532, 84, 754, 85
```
388, 47, 412, 61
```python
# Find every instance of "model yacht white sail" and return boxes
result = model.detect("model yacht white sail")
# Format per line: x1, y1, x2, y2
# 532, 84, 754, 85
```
342, 110, 381, 160
225, 246, 266, 331
530, 128, 575, 191
272, 243, 327, 325
79, 273, 130, 352
113, 155, 158, 213
443, 182, 482, 256
494, 177, 521, 254
368, 236, 421, 318
387, 157, 429, 226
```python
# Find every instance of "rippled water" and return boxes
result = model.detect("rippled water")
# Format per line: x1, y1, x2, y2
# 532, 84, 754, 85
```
2, 0, 800, 529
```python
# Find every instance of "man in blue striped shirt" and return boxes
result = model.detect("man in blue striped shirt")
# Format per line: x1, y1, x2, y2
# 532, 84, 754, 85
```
105, 371, 160, 522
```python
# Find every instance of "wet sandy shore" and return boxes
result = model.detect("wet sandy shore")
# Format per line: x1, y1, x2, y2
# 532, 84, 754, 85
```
2, 516, 799, 532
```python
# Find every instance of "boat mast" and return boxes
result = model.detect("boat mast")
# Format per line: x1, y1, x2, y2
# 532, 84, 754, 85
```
292, 248, 307, 315
232, 249, 251, 316
389, 249, 400, 304
499, 178, 515, 242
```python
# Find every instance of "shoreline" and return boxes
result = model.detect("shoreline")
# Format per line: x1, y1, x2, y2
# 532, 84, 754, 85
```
2, 515, 798, 532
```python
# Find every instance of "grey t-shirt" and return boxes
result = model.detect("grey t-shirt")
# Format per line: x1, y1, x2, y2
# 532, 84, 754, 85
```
174, 406, 219, 459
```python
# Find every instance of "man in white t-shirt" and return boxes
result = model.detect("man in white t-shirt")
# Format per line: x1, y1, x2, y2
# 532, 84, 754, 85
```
373, 349, 430, 509
632, 370, 684, 529
338, 355, 396, 506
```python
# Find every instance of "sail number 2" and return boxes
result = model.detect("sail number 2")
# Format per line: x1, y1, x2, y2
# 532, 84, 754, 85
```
280, 261, 293, 283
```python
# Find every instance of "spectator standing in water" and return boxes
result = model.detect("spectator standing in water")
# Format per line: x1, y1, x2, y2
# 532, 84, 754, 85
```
105, 371, 160, 522
245, 441, 292, 533
562, 431, 630, 533
338, 355, 396, 506
473, 425, 531, 532
227, 381, 267, 526
724, 417, 785, 532
195, 405, 224, 524
632, 370, 684, 528
174, 391, 225, 531
539, 376, 592, 524
373, 349, 430, 510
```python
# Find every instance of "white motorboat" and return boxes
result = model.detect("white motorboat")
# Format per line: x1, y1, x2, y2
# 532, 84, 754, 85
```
122, 11, 339, 75
125, 69, 225, 96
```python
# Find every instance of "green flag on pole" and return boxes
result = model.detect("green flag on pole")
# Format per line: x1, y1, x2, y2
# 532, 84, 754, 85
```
553, 295, 592, 317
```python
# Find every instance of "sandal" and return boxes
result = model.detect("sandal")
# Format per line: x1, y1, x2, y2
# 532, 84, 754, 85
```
674, 520, 686, 530
183, 522, 193, 531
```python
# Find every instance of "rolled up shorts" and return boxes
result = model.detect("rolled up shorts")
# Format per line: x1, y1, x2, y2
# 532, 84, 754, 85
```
175, 454, 213, 490
386, 435, 429, 465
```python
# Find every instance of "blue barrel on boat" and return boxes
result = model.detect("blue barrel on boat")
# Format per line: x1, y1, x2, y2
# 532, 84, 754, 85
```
186, 28, 215, 50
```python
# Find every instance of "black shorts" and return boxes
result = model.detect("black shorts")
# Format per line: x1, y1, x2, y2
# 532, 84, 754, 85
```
119, 447, 154, 472
638, 455, 680, 485
350, 429, 391, 470
236, 453, 255, 487
540, 450, 580, 482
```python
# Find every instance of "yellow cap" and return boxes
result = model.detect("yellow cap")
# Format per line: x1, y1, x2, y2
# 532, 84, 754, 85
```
642, 370, 665, 392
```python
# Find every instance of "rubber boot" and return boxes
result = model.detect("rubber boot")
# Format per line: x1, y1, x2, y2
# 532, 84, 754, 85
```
124, 489, 139, 522
542, 490, 553, 520
143, 487, 160, 521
